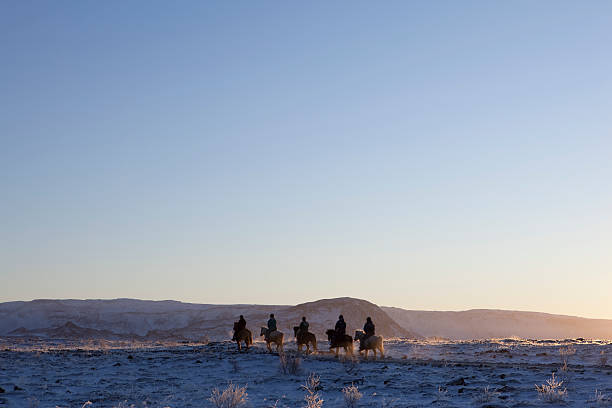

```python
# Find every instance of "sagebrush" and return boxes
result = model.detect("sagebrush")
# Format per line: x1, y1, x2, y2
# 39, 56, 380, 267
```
209, 382, 248, 408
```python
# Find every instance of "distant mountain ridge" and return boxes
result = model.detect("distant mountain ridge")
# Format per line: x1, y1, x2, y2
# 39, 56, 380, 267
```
2, 298, 612, 341
383, 307, 612, 340
0, 297, 418, 341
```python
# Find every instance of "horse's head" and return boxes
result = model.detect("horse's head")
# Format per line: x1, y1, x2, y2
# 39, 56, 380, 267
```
233, 322, 239, 331
325, 329, 335, 341
260, 327, 267, 336
354, 330, 364, 341
293, 326, 300, 337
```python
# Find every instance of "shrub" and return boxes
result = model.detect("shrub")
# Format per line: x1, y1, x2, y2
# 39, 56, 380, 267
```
588, 389, 611, 406
433, 386, 449, 402
473, 386, 499, 403
302, 373, 324, 408
535, 372, 567, 403
342, 384, 362, 408
209, 382, 248, 408
378, 397, 399, 407
599, 351, 608, 367
279, 352, 302, 375
559, 346, 577, 371
113, 402, 135, 408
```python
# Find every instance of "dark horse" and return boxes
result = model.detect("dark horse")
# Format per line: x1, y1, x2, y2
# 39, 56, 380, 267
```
233, 322, 252, 351
293, 326, 317, 353
325, 329, 353, 356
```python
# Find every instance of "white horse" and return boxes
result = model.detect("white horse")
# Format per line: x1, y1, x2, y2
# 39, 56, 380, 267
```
354, 330, 384, 359
260, 327, 284, 353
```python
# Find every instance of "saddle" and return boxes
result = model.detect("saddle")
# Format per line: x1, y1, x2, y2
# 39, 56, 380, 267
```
296, 329, 310, 343
331, 333, 351, 347
264, 329, 278, 341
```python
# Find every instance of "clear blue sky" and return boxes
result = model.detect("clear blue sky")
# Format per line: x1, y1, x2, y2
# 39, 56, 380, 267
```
2, 1, 611, 318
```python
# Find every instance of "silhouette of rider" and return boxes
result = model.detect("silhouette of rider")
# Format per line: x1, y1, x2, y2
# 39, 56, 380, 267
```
233, 315, 247, 341
299, 316, 309, 333
266, 313, 277, 340
335, 314, 346, 337
363, 316, 375, 338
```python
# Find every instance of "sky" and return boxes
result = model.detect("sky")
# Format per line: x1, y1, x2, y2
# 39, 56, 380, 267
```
1, 1, 611, 319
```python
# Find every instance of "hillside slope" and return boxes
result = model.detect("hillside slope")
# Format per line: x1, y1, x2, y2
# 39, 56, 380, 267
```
383, 307, 612, 340
0, 297, 418, 341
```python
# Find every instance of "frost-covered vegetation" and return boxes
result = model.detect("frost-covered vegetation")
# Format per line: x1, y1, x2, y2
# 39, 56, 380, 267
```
209, 383, 248, 408
535, 372, 568, 403
1, 338, 611, 407
302, 373, 324, 408
341, 384, 362, 408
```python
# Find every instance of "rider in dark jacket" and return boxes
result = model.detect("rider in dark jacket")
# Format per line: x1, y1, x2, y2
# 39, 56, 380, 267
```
267, 313, 277, 332
363, 317, 375, 338
266, 313, 277, 341
299, 316, 309, 333
335, 315, 346, 336
233, 315, 247, 340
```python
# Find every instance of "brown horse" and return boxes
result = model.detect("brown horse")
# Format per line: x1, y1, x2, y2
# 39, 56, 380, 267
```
354, 330, 384, 359
233, 322, 252, 351
293, 326, 317, 353
260, 327, 284, 353
325, 329, 353, 356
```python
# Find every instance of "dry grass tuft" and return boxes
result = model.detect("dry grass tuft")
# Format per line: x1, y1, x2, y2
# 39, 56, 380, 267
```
342, 384, 362, 408
209, 382, 248, 408
535, 372, 568, 403
279, 352, 302, 375
302, 373, 324, 408
473, 385, 499, 403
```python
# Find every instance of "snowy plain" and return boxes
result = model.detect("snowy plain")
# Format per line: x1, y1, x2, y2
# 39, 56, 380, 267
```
1, 337, 611, 408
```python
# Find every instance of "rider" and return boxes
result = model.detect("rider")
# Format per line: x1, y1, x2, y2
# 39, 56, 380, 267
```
363, 316, 375, 339
266, 313, 277, 341
335, 314, 346, 337
299, 316, 309, 333
233, 315, 247, 340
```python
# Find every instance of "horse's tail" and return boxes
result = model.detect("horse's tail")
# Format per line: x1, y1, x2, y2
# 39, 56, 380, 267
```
312, 336, 317, 351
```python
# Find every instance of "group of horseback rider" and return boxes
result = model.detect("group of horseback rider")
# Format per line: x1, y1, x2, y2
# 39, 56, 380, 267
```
232, 313, 376, 351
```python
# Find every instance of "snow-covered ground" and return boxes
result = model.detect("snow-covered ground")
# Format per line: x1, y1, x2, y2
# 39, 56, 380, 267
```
1, 338, 611, 407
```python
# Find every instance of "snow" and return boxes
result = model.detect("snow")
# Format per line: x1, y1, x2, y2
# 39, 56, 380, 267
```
1, 337, 611, 407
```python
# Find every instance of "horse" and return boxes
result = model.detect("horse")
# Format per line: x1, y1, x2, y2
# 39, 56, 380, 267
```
233, 322, 252, 351
325, 329, 353, 356
293, 326, 317, 354
260, 327, 284, 353
354, 330, 384, 359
